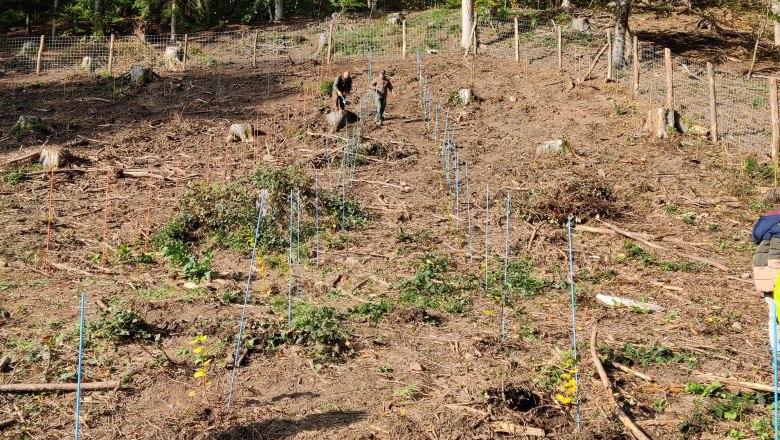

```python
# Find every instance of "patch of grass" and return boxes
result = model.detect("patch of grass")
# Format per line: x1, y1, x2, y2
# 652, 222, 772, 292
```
396, 229, 434, 244
395, 252, 472, 314
1, 163, 41, 185
486, 256, 552, 303
348, 296, 392, 324
116, 242, 155, 265
748, 199, 772, 212
621, 240, 654, 266
659, 261, 700, 272
600, 342, 699, 368
394, 384, 422, 401
318, 79, 334, 96
137, 286, 176, 301
743, 156, 774, 183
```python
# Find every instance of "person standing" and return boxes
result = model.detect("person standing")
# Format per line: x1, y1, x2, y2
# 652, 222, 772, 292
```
333, 71, 352, 111
752, 208, 780, 359
370, 69, 395, 125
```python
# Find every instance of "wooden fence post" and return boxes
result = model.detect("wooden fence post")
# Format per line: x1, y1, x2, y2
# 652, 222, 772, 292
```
770, 78, 779, 183
514, 17, 519, 63
252, 30, 259, 67
36, 35, 45, 74
327, 23, 334, 64
557, 25, 562, 70
707, 62, 718, 144
107, 34, 115, 75
402, 20, 407, 59
182, 34, 188, 71
664, 47, 674, 110
632, 35, 639, 95
606, 29, 612, 80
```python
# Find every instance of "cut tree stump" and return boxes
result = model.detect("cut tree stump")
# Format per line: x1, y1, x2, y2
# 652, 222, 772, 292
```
40, 147, 67, 169
326, 110, 360, 133
226, 124, 255, 143
641, 108, 687, 139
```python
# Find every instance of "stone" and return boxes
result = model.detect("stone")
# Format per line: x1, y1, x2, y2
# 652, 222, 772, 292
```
409, 362, 424, 372
535, 139, 564, 156
80, 56, 92, 69
425, 48, 438, 55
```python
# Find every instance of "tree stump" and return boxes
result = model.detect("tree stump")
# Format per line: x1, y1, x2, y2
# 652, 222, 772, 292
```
572, 17, 590, 32
164, 46, 183, 71
226, 124, 255, 143
40, 147, 67, 169
641, 108, 687, 139
130, 66, 154, 85
326, 110, 359, 133
458, 89, 472, 105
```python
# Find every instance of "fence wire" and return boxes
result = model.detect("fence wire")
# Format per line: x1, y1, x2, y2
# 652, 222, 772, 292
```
0, 12, 775, 154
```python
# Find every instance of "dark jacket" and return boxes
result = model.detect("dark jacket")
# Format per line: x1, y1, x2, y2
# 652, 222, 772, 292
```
752, 208, 780, 292
334, 75, 352, 94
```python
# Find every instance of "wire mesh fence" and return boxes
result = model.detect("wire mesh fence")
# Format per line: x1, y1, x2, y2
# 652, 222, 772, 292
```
0, 12, 775, 155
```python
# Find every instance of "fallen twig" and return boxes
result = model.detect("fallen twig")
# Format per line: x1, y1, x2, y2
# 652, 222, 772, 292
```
591, 321, 652, 440
580, 41, 610, 82
0, 418, 17, 430
0, 380, 120, 393
3, 150, 40, 167
696, 373, 773, 393
597, 220, 729, 272
611, 361, 653, 382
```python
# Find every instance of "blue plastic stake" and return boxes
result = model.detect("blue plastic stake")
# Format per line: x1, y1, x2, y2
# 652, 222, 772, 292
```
502, 193, 510, 341
455, 150, 460, 230
296, 189, 301, 296
287, 190, 293, 327
484, 183, 489, 291
567, 216, 582, 432
74, 292, 86, 440
466, 162, 472, 262
227, 192, 266, 410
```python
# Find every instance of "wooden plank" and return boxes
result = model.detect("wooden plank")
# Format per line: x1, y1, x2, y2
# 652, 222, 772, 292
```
771, 77, 779, 186
36, 35, 45, 75
606, 29, 612, 80
107, 34, 115, 75
514, 17, 519, 63
252, 30, 259, 67
326, 23, 334, 64
632, 35, 639, 94
665, 47, 674, 110
182, 34, 188, 71
707, 62, 718, 144
557, 25, 562, 70
402, 20, 407, 59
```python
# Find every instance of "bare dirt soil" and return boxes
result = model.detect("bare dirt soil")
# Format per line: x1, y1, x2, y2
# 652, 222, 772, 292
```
0, 45, 775, 440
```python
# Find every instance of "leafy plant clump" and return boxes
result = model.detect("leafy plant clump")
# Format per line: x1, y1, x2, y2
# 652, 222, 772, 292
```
348, 296, 393, 324
486, 256, 552, 303
618, 240, 700, 272
395, 252, 472, 314
322, 195, 370, 230
90, 306, 160, 342
247, 302, 354, 363
685, 381, 767, 422
600, 342, 699, 368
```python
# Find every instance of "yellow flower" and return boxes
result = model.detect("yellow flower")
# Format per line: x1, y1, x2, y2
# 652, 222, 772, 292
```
561, 373, 571, 380
555, 394, 572, 404
193, 347, 203, 354
194, 369, 207, 379
483, 309, 494, 316
188, 390, 197, 397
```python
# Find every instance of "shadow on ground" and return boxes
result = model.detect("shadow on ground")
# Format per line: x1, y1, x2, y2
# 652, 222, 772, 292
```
203, 410, 367, 440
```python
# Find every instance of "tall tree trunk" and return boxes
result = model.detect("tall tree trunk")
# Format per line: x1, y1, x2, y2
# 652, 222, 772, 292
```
274, 0, 283, 21
774, 0, 780, 46
51, 0, 58, 37
94, 0, 103, 35
612, 0, 631, 68
170, 0, 177, 41
25, 13, 30, 34
461, 0, 474, 49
